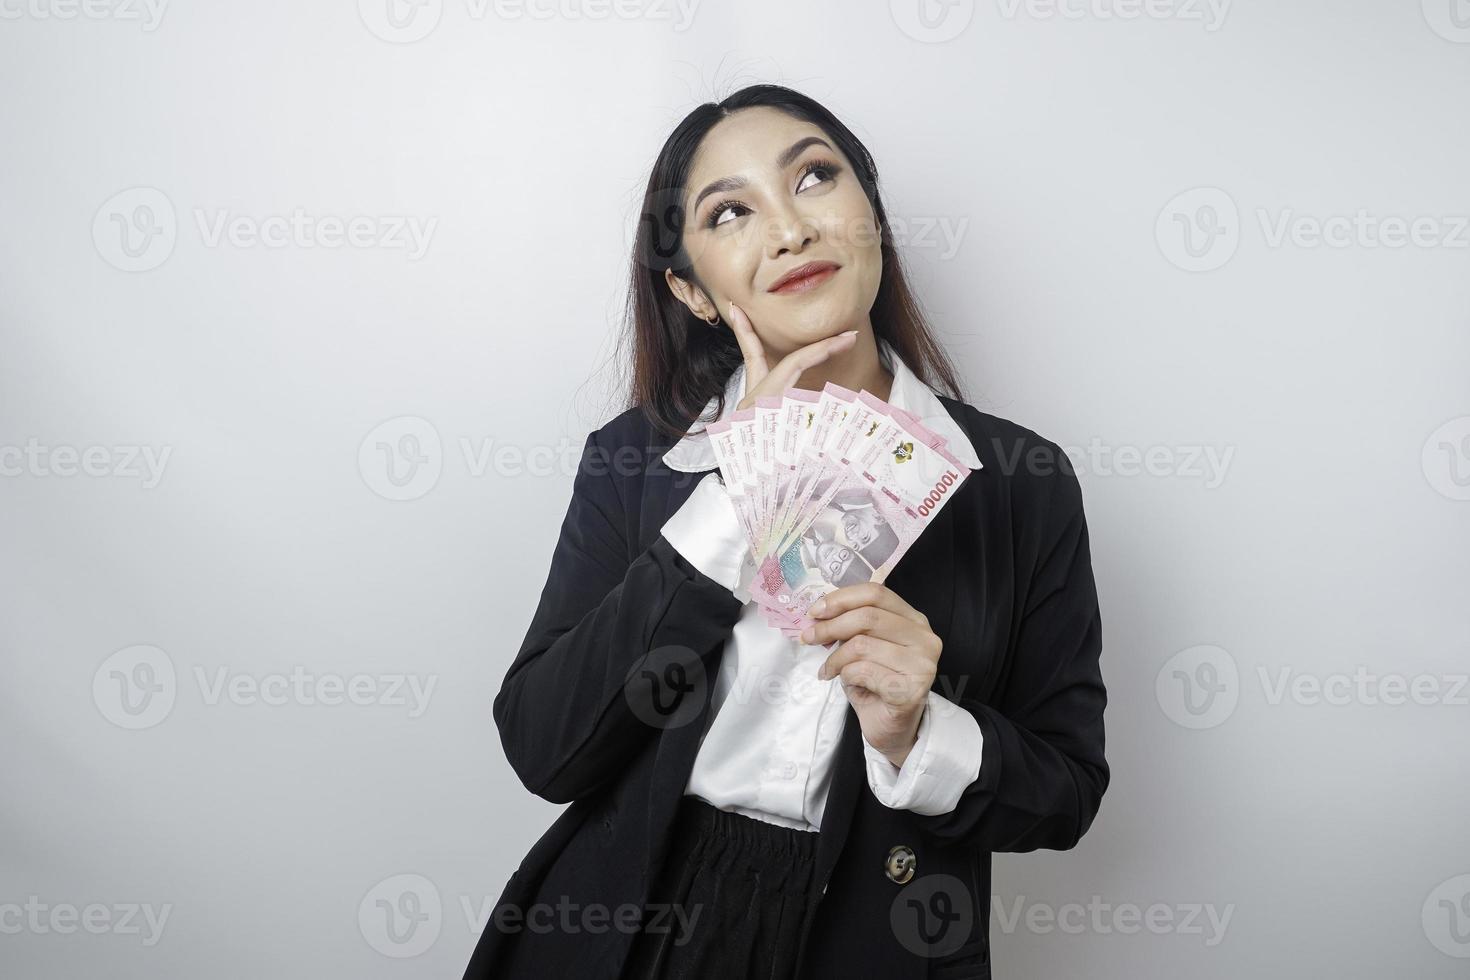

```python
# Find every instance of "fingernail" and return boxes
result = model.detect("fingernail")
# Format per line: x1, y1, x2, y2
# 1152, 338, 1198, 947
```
840, 330, 858, 337
809, 599, 827, 617
816, 663, 829, 680
800, 626, 813, 643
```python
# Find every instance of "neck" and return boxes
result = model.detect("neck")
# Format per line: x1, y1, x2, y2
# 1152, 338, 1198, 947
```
774, 326, 894, 402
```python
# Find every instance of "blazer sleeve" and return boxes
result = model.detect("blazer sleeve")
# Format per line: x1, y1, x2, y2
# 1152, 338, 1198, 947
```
492, 428, 745, 805
914, 451, 1110, 852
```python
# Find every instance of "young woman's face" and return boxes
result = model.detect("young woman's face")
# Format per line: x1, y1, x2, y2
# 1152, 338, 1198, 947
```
670, 106, 883, 359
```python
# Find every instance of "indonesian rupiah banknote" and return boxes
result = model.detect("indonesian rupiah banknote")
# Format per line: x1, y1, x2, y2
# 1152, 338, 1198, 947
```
706, 383, 975, 636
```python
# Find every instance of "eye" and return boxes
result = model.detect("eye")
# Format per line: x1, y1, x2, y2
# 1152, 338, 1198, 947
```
701, 157, 843, 230
795, 157, 840, 194
706, 199, 749, 229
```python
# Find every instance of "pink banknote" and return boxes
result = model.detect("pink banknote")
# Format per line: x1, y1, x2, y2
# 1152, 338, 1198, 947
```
708, 383, 975, 636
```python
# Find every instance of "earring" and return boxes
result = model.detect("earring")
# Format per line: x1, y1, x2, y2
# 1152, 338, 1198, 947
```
703, 311, 720, 326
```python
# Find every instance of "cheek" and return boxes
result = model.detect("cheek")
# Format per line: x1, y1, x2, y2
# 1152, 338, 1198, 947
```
854, 249, 883, 297
835, 247, 883, 316
690, 246, 760, 303
823, 192, 881, 253
827, 214, 884, 297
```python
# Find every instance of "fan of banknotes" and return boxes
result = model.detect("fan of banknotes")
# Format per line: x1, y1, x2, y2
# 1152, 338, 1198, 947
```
708, 382, 976, 638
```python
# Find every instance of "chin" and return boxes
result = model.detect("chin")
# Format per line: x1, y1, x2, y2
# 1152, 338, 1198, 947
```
778, 303, 860, 343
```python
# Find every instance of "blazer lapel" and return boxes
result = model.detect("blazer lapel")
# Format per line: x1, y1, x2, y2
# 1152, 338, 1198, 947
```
806, 492, 959, 885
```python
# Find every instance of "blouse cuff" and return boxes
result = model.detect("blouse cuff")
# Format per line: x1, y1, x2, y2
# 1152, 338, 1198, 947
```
861, 690, 984, 816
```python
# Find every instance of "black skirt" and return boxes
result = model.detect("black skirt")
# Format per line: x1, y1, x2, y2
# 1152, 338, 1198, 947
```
620, 794, 820, 980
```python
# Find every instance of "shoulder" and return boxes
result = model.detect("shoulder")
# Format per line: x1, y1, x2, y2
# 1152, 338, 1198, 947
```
589, 404, 662, 450
581, 406, 676, 485
936, 394, 1085, 523
575, 405, 679, 502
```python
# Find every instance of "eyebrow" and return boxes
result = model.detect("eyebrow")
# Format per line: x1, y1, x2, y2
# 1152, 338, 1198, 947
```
689, 136, 834, 217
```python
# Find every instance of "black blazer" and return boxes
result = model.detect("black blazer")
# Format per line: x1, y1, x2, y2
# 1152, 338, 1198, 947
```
462, 394, 1109, 980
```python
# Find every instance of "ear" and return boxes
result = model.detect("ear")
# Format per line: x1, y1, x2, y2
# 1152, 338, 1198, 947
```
665, 268, 716, 322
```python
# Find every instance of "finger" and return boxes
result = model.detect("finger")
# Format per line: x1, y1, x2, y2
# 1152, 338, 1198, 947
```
809, 582, 928, 629
761, 329, 858, 395
725, 301, 769, 390
802, 604, 922, 648
819, 632, 914, 682
835, 659, 925, 708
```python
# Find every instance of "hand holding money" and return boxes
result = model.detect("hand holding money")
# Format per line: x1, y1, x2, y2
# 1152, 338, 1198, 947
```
802, 581, 942, 766
706, 340, 974, 638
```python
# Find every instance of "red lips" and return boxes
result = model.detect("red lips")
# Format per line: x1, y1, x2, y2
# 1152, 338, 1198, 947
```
767, 260, 840, 293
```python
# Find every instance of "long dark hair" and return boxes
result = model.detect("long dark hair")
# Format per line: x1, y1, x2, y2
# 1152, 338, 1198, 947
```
618, 83, 968, 443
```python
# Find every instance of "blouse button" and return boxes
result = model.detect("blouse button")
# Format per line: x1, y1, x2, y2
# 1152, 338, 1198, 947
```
778, 762, 798, 779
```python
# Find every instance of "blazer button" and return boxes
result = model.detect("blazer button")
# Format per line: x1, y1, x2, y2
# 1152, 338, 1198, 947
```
885, 844, 916, 884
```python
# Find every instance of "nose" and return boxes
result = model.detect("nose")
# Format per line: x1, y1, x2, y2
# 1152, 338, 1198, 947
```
764, 198, 819, 259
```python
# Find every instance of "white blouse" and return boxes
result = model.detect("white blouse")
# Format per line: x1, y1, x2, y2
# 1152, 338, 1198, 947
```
657, 340, 985, 833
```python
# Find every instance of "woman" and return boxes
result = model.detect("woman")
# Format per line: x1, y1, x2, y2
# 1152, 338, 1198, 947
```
462, 84, 1109, 980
